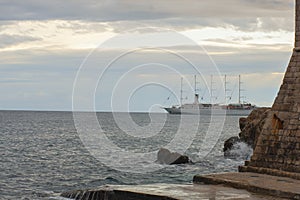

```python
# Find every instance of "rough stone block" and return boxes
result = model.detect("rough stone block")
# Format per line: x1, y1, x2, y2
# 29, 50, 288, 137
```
290, 61, 297, 66
297, 42, 300, 48
279, 104, 291, 112
290, 119, 299, 125
283, 77, 296, 84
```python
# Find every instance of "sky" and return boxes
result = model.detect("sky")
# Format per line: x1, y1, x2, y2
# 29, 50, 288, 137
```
0, 0, 296, 112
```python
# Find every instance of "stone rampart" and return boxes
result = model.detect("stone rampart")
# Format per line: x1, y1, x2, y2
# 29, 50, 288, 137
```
240, 0, 300, 175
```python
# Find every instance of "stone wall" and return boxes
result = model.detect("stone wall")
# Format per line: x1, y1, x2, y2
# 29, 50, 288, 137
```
240, 0, 300, 174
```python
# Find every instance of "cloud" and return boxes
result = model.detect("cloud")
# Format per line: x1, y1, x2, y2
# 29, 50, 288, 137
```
0, 34, 41, 48
0, 20, 116, 51
0, 0, 293, 22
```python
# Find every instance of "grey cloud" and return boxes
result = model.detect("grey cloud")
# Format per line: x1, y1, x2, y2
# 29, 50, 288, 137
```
257, 17, 294, 32
55, 21, 111, 34
105, 18, 221, 33
0, 0, 294, 34
0, 0, 293, 21
202, 38, 242, 44
0, 0, 168, 21
0, 34, 41, 48
104, 16, 294, 35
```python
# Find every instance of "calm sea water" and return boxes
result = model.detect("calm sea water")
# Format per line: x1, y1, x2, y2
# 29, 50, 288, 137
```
0, 111, 248, 200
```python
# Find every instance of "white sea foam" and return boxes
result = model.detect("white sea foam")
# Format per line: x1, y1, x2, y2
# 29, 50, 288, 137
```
227, 142, 253, 160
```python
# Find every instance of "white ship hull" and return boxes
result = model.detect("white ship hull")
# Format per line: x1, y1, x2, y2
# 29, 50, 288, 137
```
164, 107, 253, 116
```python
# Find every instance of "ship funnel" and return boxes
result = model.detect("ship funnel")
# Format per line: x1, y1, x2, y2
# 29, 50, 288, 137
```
194, 94, 199, 104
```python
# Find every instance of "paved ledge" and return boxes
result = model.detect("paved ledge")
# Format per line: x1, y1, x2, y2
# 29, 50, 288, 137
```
193, 172, 300, 200
239, 165, 300, 180
61, 183, 281, 200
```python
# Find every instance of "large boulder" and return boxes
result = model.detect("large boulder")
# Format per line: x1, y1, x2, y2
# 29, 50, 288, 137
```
239, 107, 271, 148
224, 107, 271, 157
156, 148, 192, 165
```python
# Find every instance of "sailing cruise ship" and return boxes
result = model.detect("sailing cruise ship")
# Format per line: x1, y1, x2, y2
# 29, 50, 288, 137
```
163, 75, 256, 116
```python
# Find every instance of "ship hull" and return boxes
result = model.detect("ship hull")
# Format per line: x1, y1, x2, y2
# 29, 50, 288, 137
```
164, 107, 182, 115
164, 107, 253, 116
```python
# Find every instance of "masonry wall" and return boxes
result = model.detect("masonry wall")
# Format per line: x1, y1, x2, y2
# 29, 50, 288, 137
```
245, 0, 300, 174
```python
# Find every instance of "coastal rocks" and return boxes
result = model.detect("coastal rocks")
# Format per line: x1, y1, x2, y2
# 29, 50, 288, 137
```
224, 108, 271, 157
239, 107, 271, 148
156, 148, 191, 165
224, 136, 241, 157
239, 117, 247, 131
239, 108, 271, 149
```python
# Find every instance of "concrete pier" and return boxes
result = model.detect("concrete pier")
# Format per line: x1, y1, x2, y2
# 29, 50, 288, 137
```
193, 172, 300, 199
61, 183, 286, 200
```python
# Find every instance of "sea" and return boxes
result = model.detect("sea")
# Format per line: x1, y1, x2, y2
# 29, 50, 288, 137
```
0, 111, 252, 200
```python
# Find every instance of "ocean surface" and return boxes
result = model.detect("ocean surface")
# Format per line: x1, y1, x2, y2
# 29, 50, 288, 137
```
0, 111, 251, 200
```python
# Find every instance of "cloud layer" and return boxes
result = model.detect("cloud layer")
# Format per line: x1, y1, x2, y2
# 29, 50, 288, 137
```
0, 0, 293, 20
0, 0, 296, 110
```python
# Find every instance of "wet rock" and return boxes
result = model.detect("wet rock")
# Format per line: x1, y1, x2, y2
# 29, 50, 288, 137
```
224, 141, 253, 159
224, 108, 271, 157
156, 148, 191, 165
223, 136, 241, 156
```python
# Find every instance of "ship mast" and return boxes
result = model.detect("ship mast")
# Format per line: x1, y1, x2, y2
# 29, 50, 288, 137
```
224, 75, 227, 105
210, 75, 213, 103
194, 75, 200, 104
194, 75, 197, 95
180, 77, 183, 106
238, 75, 241, 104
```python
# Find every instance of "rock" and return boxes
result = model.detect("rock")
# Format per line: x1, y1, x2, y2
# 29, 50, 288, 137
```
239, 107, 271, 148
239, 117, 247, 131
224, 141, 253, 159
223, 108, 271, 157
157, 148, 191, 165
223, 136, 241, 155
223, 136, 252, 159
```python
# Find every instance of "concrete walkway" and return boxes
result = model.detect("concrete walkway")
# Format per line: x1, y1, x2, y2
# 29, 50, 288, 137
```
61, 183, 286, 200
193, 172, 300, 200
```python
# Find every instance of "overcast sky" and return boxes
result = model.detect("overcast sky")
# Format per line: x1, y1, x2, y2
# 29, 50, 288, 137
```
0, 0, 296, 111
